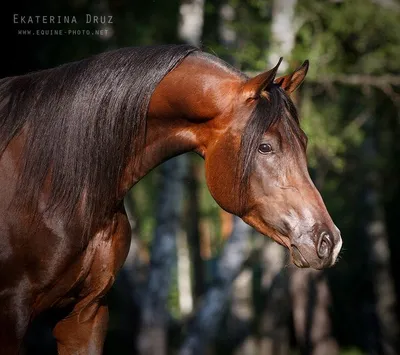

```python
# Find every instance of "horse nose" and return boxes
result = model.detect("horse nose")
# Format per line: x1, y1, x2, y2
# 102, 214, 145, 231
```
316, 231, 333, 260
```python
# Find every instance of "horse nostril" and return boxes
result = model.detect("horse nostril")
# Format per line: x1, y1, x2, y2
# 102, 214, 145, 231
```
317, 232, 332, 259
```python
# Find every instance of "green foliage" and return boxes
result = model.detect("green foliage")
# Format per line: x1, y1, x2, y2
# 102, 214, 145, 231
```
287, 0, 399, 173
301, 89, 348, 171
295, 0, 400, 75
300, 85, 366, 171
204, 0, 273, 71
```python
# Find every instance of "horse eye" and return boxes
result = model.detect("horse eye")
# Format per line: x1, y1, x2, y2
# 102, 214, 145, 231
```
258, 143, 273, 154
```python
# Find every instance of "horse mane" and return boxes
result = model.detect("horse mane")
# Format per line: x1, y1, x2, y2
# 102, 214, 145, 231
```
0, 44, 197, 231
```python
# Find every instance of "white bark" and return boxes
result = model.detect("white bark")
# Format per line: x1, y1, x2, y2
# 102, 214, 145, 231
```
177, 228, 193, 316
269, 0, 298, 71
178, 0, 205, 46
179, 217, 252, 355
137, 157, 188, 355
219, 3, 236, 47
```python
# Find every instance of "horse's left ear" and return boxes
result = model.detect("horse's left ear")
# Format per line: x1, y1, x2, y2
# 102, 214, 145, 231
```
275, 60, 309, 94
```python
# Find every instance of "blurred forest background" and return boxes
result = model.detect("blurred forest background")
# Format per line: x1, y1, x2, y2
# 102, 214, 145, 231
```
3, 0, 400, 354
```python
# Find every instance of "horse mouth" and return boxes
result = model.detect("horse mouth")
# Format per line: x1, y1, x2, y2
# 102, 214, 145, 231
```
290, 244, 310, 268
270, 230, 291, 249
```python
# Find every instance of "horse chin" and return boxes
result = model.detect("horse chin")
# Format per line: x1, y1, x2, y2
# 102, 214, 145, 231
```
289, 243, 333, 270
271, 232, 316, 269
290, 244, 311, 268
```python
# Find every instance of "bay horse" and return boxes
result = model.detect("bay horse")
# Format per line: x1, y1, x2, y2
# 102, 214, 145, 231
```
0, 44, 342, 354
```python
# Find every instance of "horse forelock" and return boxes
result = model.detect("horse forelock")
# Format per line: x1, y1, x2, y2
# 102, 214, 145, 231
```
237, 85, 304, 208
0, 44, 197, 232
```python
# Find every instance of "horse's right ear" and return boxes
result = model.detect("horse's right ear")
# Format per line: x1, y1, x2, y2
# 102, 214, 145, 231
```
274, 60, 309, 94
243, 58, 283, 100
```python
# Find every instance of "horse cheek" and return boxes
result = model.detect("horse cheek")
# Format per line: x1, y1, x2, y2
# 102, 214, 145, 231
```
204, 142, 241, 215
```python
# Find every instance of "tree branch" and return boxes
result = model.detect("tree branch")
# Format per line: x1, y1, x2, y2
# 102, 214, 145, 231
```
312, 75, 400, 105
312, 74, 400, 87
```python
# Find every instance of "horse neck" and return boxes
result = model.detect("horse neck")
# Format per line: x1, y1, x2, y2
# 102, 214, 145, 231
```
118, 54, 244, 196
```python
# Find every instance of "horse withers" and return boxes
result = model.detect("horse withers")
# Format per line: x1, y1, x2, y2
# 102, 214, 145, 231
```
0, 44, 342, 354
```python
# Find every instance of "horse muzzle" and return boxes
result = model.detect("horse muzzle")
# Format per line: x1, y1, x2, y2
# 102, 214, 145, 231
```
290, 226, 343, 269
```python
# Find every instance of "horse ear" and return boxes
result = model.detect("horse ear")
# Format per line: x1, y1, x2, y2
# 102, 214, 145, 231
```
243, 57, 283, 99
274, 60, 309, 94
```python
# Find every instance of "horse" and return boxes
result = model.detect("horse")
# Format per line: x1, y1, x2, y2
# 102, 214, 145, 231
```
0, 44, 342, 354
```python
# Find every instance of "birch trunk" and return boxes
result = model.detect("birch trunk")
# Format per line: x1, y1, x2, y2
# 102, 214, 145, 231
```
137, 157, 188, 355
179, 216, 252, 355
268, 0, 298, 70
178, 0, 205, 46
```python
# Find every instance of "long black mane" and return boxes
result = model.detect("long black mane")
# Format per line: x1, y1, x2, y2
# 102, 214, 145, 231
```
0, 44, 197, 229
0, 44, 303, 229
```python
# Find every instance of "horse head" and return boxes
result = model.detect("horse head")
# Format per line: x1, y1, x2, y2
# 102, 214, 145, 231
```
202, 58, 342, 269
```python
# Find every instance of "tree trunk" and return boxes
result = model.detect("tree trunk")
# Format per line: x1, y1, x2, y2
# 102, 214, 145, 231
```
258, 243, 291, 355
290, 269, 339, 355
186, 156, 205, 301
268, 0, 298, 70
137, 157, 188, 355
179, 215, 252, 355
178, 0, 205, 46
